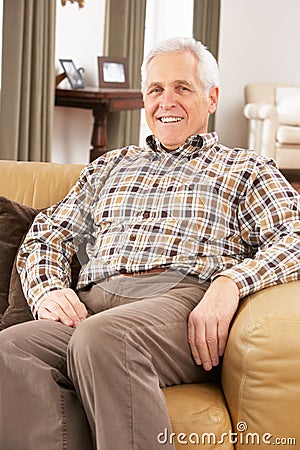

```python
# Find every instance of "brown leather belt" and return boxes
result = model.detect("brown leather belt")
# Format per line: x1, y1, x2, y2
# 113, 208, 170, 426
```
119, 268, 168, 276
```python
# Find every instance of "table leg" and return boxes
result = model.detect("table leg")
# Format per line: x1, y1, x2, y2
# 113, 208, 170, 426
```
90, 106, 108, 162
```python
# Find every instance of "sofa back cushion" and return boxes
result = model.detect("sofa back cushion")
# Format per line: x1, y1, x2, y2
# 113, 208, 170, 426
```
276, 87, 300, 126
0, 160, 84, 209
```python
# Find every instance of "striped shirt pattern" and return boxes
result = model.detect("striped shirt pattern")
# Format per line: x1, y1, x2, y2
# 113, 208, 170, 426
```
17, 133, 300, 317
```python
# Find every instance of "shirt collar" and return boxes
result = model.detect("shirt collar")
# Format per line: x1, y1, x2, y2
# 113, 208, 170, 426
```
146, 132, 218, 158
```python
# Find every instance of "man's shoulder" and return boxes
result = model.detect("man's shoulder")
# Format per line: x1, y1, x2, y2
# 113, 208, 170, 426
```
214, 143, 277, 170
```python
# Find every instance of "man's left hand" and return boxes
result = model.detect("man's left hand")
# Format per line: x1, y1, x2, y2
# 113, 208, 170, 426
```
188, 276, 239, 371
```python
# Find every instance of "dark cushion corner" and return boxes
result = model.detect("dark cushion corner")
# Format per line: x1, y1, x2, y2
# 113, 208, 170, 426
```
0, 196, 82, 331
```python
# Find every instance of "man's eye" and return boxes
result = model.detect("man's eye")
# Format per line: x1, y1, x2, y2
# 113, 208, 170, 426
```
179, 86, 190, 91
149, 87, 162, 94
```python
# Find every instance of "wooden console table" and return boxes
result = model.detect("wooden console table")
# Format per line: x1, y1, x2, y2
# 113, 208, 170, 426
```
55, 86, 144, 161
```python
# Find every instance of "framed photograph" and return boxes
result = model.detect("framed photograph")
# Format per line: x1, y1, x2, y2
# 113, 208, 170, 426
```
59, 59, 85, 89
98, 56, 129, 89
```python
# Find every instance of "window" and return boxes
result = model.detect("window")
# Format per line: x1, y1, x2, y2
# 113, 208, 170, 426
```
140, 0, 194, 144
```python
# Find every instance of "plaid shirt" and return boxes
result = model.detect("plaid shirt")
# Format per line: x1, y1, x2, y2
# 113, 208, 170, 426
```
18, 132, 300, 317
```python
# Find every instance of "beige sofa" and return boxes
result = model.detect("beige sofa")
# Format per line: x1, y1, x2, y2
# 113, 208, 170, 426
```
1, 160, 299, 449
244, 82, 300, 169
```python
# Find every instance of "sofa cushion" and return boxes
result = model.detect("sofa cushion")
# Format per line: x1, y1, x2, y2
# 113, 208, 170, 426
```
163, 383, 233, 449
0, 196, 82, 330
0, 196, 37, 315
0, 260, 35, 329
0, 161, 84, 209
0, 252, 82, 330
276, 87, 300, 126
276, 125, 300, 145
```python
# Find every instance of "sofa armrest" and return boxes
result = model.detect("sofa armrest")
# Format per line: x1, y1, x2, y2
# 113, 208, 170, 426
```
243, 103, 278, 160
243, 103, 277, 121
222, 281, 300, 447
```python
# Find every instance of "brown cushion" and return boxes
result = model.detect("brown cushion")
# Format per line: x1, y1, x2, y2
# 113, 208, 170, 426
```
0, 253, 82, 330
0, 196, 82, 330
0, 196, 37, 315
0, 260, 35, 329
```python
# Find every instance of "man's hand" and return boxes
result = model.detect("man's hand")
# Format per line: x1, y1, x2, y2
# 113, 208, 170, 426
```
38, 288, 88, 328
188, 276, 239, 371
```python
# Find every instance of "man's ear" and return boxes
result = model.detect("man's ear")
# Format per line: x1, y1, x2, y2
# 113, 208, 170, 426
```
208, 86, 219, 114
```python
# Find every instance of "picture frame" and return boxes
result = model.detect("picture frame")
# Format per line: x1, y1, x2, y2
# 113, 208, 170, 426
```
97, 56, 129, 89
59, 59, 85, 89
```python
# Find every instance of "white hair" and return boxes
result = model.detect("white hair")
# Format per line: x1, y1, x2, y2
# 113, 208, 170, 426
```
141, 37, 219, 95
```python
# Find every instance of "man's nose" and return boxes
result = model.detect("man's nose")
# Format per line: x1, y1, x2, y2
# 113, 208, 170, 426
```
159, 90, 177, 109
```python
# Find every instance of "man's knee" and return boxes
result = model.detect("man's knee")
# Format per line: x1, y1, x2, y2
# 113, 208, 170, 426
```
69, 311, 124, 359
0, 321, 39, 351
0, 320, 73, 363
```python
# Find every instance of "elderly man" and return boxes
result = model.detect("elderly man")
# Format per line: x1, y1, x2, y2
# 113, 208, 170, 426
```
0, 37, 299, 450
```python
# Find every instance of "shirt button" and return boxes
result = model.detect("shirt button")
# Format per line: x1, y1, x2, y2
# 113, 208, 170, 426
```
130, 234, 136, 241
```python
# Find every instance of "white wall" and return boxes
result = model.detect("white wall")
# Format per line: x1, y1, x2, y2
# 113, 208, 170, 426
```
215, 0, 300, 149
53, 0, 106, 164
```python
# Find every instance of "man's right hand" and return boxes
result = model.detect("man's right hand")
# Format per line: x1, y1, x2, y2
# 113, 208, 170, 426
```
37, 288, 88, 328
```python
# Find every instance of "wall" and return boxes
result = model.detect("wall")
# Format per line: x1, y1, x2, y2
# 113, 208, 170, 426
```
215, 0, 300, 149
53, 0, 106, 164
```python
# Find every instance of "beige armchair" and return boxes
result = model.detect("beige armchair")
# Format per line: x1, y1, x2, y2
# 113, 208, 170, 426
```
244, 82, 300, 169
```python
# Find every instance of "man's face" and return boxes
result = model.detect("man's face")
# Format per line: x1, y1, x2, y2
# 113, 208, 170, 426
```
144, 52, 218, 150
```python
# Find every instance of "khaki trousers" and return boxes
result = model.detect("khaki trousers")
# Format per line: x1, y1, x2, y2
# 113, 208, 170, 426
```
0, 272, 219, 450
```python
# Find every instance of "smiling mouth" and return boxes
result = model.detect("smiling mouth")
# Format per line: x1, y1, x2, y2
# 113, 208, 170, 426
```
159, 116, 183, 123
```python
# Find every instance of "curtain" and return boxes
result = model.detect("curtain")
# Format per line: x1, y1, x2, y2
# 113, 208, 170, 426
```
193, 0, 220, 60
104, 0, 146, 150
193, 0, 220, 131
0, 0, 56, 161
